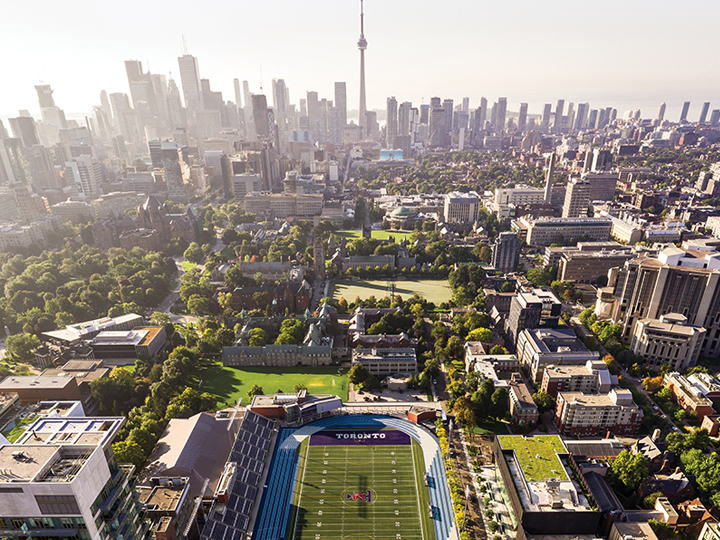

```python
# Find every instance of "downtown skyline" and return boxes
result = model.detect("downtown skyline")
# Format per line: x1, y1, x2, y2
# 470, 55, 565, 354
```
2, 0, 720, 121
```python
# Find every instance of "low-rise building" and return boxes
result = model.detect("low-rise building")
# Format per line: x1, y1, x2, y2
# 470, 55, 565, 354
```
119, 227, 162, 251
137, 477, 199, 540
541, 360, 612, 397
630, 313, 705, 371
555, 389, 642, 436
517, 328, 600, 382
87, 326, 167, 363
351, 348, 417, 376
514, 216, 612, 246
687, 372, 720, 399
609, 522, 658, 540
0, 375, 83, 403
508, 374, 539, 425
223, 344, 332, 368
663, 372, 715, 421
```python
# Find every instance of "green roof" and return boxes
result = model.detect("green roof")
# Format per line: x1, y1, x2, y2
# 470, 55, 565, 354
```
498, 435, 569, 482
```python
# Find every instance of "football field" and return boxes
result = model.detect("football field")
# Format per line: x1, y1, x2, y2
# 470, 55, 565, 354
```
289, 429, 432, 540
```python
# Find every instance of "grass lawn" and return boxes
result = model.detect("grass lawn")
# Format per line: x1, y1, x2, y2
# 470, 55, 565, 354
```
197, 361, 349, 408
182, 261, 197, 272
497, 434, 569, 481
336, 229, 415, 242
2, 415, 37, 443
332, 278, 452, 305
471, 419, 511, 436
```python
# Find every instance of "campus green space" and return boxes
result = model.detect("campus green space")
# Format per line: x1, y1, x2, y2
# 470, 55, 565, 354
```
182, 261, 197, 272
198, 361, 349, 408
498, 435, 569, 482
288, 437, 431, 540
2, 415, 38, 443
336, 229, 414, 242
332, 279, 452, 305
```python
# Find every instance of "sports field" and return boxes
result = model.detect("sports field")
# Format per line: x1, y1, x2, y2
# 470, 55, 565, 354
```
289, 429, 432, 540
332, 279, 452, 305
498, 435, 568, 482
336, 229, 414, 242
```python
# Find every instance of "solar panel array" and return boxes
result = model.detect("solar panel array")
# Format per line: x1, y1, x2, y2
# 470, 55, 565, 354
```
200, 411, 275, 540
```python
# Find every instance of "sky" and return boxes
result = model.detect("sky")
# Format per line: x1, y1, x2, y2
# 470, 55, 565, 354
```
2, 0, 720, 122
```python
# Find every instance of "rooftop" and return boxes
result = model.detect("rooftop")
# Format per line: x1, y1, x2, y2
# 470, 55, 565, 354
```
145, 483, 186, 512
0, 376, 76, 390
498, 435, 569, 482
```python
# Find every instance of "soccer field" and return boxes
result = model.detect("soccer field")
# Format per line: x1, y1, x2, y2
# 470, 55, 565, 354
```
332, 279, 452, 305
289, 429, 432, 540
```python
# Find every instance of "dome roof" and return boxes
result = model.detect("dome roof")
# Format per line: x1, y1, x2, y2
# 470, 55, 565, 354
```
391, 207, 415, 217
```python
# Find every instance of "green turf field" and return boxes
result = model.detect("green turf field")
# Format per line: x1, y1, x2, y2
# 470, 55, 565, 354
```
332, 279, 452, 305
498, 435, 568, 482
289, 437, 431, 540
336, 229, 414, 242
199, 362, 349, 408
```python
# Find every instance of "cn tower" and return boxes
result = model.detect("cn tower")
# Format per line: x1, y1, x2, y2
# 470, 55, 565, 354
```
357, 0, 368, 132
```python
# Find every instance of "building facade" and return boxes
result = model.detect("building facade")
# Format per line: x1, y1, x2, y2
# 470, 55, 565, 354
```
630, 313, 705, 371
555, 389, 642, 436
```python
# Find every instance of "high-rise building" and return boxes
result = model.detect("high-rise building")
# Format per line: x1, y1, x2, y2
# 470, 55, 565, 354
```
35, 84, 55, 108
492, 231, 519, 273
591, 148, 612, 172
272, 79, 288, 134
398, 101, 411, 137
473, 98, 487, 131
462, 97, 470, 113
443, 99, 454, 135
562, 177, 591, 218
177, 54, 204, 111
699, 102, 711, 124
518, 103, 528, 132
386, 96, 397, 148
252, 94, 270, 139
496, 97, 507, 134
357, 0, 368, 131
0, 414, 148, 540
574, 103, 589, 130
657, 102, 666, 122
711, 109, 720, 127
125, 60, 158, 119
429, 106, 446, 147
233, 78, 243, 108
443, 191, 479, 223
588, 109, 598, 129
544, 153, 556, 204
680, 101, 691, 123
9, 117, 40, 148
65, 156, 102, 198
553, 99, 565, 131
334, 82, 347, 127
542, 103, 552, 131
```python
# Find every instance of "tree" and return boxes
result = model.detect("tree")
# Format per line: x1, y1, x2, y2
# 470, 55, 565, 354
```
526, 268, 553, 288
247, 384, 264, 398
294, 383, 307, 393
472, 379, 495, 418
467, 328, 492, 342
491, 387, 508, 419
643, 491, 664, 509
274, 319, 305, 345
112, 440, 146, 469
247, 328, 268, 346
642, 376, 663, 393
603, 354, 620, 375
183, 242, 204, 264
348, 364, 370, 386
532, 391, 556, 413
6, 333, 40, 362
610, 450, 648, 492
454, 396, 477, 429
187, 294, 211, 316
489, 345, 509, 355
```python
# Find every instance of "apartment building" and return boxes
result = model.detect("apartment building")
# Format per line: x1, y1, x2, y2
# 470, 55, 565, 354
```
555, 389, 642, 436
541, 360, 612, 397
663, 372, 715, 421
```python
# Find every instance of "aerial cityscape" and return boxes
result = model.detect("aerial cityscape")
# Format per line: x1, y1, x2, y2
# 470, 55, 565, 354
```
1, 2, 720, 540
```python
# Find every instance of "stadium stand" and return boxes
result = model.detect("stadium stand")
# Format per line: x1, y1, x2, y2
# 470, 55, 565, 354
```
251, 414, 457, 540
200, 411, 275, 540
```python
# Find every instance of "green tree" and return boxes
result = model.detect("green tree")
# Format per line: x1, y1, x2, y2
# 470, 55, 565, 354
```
6, 333, 41, 362
247, 384, 264, 398
348, 364, 370, 386
248, 327, 268, 346
643, 492, 663, 509
274, 319, 305, 345
610, 450, 648, 492
489, 345, 509, 355
532, 391, 556, 413
491, 387, 508, 419
183, 242, 204, 264
112, 440, 146, 469
467, 327, 492, 342
187, 294, 211, 316
526, 268, 553, 287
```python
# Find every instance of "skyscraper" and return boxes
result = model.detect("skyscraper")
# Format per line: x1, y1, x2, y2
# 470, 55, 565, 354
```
398, 101, 412, 137
233, 79, 243, 108
699, 102, 711, 124
518, 103, 528, 133
574, 103, 589, 130
496, 97, 507, 134
177, 54, 203, 111
542, 104, 552, 131
553, 99, 565, 131
35, 84, 67, 129
443, 99, 454, 135
544, 153, 555, 204
492, 232, 519, 274
272, 79, 288, 133
252, 94, 270, 139
462, 97, 470, 113
680, 101, 691, 123
562, 177, 591, 218
386, 96, 397, 148
334, 82, 347, 127
475, 98, 488, 131
657, 102, 666, 122
429, 106, 446, 147
357, 0, 368, 131
35, 85, 55, 108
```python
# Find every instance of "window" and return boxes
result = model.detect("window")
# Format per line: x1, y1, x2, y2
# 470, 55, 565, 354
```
35, 495, 80, 515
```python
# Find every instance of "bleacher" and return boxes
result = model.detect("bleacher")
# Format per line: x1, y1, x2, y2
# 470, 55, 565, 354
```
251, 414, 456, 540
200, 411, 275, 540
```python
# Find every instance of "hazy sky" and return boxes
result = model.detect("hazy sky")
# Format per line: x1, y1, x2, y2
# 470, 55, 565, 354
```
2, 0, 720, 121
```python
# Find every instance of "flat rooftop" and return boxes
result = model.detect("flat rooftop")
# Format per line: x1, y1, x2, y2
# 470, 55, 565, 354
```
498, 435, 569, 482
0, 445, 59, 481
145, 484, 185, 512
0, 376, 75, 390
14, 417, 124, 448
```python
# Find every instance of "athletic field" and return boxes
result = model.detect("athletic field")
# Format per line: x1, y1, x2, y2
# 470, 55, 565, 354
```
332, 279, 452, 305
289, 429, 432, 540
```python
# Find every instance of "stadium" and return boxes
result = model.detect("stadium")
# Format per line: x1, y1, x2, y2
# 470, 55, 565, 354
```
200, 407, 459, 540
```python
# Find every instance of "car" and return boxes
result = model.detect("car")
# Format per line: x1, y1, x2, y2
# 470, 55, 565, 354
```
433, 379, 437, 385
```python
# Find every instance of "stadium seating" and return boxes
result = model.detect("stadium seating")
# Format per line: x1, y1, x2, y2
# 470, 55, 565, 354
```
251, 414, 456, 540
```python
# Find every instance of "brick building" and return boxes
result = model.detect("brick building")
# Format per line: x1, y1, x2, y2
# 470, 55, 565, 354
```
554, 389, 642, 436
